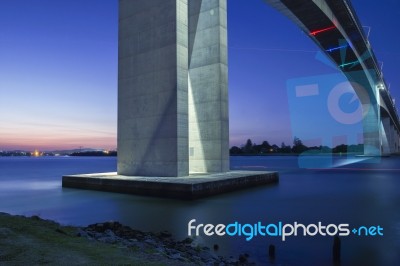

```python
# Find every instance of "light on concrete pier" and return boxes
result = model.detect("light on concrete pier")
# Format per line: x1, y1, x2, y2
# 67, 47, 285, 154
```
62, 0, 279, 199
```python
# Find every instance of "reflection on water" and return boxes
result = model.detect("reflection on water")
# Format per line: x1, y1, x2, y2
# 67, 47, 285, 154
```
0, 156, 399, 265
0, 180, 60, 191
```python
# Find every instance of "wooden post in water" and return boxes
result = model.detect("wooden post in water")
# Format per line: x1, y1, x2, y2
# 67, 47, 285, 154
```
268, 244, 276, 260
333, 235, 341, 264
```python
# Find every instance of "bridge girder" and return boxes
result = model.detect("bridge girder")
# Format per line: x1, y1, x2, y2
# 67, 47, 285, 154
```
265, 0, 400, 154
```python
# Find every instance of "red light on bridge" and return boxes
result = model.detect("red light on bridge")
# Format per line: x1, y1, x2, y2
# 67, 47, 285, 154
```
310, 25, 336, 36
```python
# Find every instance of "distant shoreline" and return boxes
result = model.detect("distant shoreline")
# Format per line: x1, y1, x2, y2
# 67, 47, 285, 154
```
2, 152, 398, 157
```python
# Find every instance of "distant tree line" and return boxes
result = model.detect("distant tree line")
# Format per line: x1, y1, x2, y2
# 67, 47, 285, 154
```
230, 137, 363, 155
69, 151, 117, 157
0, 151, 31, 157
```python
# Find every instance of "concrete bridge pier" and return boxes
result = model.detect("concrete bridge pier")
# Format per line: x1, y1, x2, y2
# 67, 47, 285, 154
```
117, 0, 229, 176
388, 119, 396, 153
381, 117, 391, 155
62, 0, 279, 199
381, 115, 400, 154
362, 106, 382, 156
188, 0, 229, 174
395, 126, 400, 153
117, 0, 190, 177
347, 72, 383, 157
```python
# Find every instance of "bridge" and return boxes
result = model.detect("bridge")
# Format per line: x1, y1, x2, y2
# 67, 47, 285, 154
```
265, 0, 400, 155
64, 0, 397, 198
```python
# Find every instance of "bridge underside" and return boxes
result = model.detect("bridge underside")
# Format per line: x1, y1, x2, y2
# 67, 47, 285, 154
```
266, 0, 400, 155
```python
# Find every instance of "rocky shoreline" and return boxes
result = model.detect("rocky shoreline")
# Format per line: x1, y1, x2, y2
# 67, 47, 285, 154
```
78, 221, 255, 265
0, 212, 258, 265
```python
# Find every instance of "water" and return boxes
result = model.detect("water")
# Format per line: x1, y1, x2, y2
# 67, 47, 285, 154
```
0, 155, 399, 265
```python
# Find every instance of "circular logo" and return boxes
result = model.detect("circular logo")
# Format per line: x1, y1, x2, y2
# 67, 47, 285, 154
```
327, 81, 369, 125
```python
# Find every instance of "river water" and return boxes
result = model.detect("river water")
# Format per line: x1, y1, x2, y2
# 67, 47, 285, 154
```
0, 155, 399, 265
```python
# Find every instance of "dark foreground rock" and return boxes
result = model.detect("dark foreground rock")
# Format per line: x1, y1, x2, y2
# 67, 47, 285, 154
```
78, 221, 255, 265
0, 212, 256, 265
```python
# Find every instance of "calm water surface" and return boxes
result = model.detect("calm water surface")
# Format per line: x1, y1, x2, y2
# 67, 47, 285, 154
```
0, 156, 399, 265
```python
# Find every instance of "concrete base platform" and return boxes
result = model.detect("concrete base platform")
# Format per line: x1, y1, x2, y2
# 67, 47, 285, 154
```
62, 171, 279, 200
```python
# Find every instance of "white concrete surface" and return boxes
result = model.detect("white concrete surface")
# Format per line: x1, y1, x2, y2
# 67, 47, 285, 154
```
118, 0, 228, 177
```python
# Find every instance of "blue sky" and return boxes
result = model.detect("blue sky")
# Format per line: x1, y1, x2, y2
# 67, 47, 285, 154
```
1, 0, 399, 150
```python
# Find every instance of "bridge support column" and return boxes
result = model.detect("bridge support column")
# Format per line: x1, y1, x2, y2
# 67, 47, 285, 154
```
117, 0, 228, 176
396, 128, 400, 153
390, 123, 396, 153
117, 0, 189, 176
391, 125, 396, 153
381, 117, 392, 154
62, 0, 279, 199
389, 122, 397, 154
188, 0, 229, 173
362, 102, 382, 156
396, 127, 400, 153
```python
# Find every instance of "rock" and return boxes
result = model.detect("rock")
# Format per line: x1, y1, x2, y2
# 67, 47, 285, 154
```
239, 254, 247, 263
94, 232, 104, 239
186, 248, 198, 256
189, 255, 201, 262
168, 252, 182, 260
175, 243, 187, 252
104, 229, 116, 238
79, 220, 256, 265
90, 223, 104, 232
225, 257, 237, 264
159, 230, 172, 238
199, 250, 218, 262
181, 237, 194, 244
154, 247, 165, 254
144, 238, 158, 247
103, 221, 122, 231
86, 231, 95, 237
98, 236, 118, 244
76, 228, 88, 237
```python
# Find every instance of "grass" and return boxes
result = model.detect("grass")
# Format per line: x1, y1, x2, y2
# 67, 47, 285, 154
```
0, 213, 186, 265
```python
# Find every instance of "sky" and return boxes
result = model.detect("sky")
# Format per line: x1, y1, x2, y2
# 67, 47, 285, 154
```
1, 0, 400, 151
